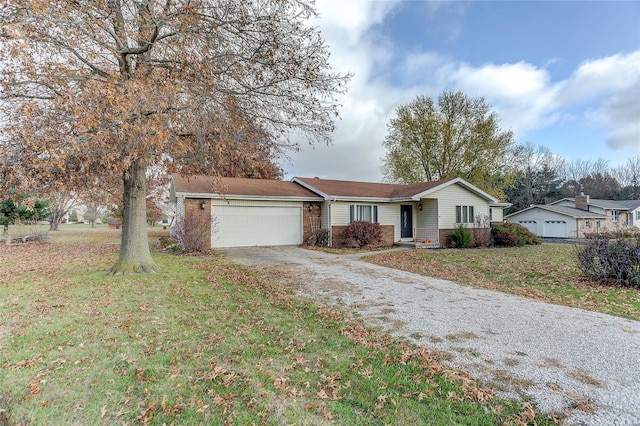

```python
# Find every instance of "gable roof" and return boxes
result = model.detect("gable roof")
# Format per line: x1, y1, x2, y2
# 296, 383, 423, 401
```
171, 175, 322, 200
506, 204, 607, 220
293, 176, 502, 203
549, 197, 640, 211
588, 199, 635, 210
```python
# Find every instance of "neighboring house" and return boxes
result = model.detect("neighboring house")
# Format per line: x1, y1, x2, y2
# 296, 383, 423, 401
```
505, 193, 640, 238
170, 174, 511, 248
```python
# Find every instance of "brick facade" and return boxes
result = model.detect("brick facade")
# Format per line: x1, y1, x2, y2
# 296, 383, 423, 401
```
184, 198, 212, 249
302, 202, 322, 245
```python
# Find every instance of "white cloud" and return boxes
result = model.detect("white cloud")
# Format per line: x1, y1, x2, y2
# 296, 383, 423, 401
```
557, 52, 640, 104
284, 3, 640, 182
446, 61, 558, 135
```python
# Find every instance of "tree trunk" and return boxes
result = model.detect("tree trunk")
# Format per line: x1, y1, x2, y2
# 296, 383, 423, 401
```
107, 160, 157, 274
49, 211, 61, 231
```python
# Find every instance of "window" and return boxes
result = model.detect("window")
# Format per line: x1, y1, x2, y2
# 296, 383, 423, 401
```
455, 205, 474, 224
489, 208, 493, 221
584, 220, 590, 228
349, 204, 378, 223
596, 220, 601, 229
636, 211, 640, 221
611, 210, 619, 222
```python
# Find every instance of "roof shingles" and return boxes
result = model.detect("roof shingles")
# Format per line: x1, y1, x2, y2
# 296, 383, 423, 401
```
172, 175, 321, 198
294, 177, 455, 199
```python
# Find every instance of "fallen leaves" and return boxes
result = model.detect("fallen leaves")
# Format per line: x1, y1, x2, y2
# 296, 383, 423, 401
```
367, 245, 640, 320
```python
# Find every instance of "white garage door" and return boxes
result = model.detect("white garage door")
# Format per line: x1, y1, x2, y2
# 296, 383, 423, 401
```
543, 220, 568, 238
212, 205, 302, 248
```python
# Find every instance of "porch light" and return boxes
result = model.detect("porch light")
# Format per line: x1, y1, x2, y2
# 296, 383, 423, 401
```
200, 200, 206, 209
418, 204, 423, 211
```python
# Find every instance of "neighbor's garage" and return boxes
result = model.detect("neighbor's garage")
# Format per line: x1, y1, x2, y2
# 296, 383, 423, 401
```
543, 220, 568, 238
211, 204, 303, 248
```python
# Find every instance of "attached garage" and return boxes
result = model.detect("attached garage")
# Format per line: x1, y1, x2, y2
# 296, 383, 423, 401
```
171, 175, 323, 248
212, 205, 303, 248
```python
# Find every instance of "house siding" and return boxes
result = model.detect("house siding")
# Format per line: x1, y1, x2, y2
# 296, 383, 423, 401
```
329, 201, 400, 246
430, 184, 490, 229
490, 207, 504, 223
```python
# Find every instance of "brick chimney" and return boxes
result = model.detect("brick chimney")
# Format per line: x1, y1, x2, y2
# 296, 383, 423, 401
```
575, 193, 590, 211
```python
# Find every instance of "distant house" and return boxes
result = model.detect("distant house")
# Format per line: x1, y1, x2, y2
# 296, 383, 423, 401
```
505, 193, 640, 238
170, 175, 511, 248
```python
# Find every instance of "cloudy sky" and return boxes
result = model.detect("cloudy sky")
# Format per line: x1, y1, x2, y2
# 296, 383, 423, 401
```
281, 0, 640, 182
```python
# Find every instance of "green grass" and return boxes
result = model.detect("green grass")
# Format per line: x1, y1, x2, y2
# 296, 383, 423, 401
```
0, 226, 554, 424
367, 244, 640, 320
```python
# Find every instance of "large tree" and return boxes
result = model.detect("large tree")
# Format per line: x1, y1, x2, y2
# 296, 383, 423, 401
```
381, 90, 515, 198
0, 0, 349, 274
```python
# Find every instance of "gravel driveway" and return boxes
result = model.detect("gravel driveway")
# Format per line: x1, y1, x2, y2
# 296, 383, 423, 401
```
219, 246, 640, 425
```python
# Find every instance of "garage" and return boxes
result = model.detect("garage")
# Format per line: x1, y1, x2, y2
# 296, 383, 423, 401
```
212, 205, 303, 248
543, 220, 568, 238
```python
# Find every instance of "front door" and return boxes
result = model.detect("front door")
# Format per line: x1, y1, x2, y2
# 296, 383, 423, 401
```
400, 205, 413, 238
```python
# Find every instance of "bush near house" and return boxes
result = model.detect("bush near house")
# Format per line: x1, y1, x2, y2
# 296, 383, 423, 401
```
491, 223, 541, 247
450, 224, 472, 248
306, 228, 329, 247
340, 221, 383, 248
577, 231, 640, 288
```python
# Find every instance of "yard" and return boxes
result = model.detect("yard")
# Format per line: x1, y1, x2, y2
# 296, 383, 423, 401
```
0, 226, 552, 425
366, 244, 640, 321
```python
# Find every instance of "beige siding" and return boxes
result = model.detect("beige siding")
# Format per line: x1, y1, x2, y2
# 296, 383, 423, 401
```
378, 203, 400, 227
416, 199, 438, 228
330, 202, 350, 225
490, 207, 504, 222
331, 202, 399, 226
429, 184, 490, 228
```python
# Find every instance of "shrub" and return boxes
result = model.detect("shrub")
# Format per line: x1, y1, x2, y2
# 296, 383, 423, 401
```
171, 211, 218, 253
306, 228, 329, 247
158, 235, 181, 251
491, 223, 541, 247
577, 232, 640, 288
340, 221, 383, 248
471, 214, 492, 247
493, 231, 520, 247
450, 224, 472, 248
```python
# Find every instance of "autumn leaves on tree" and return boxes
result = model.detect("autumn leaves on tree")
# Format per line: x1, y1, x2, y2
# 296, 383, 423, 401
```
0, 0, 350, 274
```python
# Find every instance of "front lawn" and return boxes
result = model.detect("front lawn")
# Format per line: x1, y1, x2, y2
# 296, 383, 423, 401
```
366, 244, 640, 320
0, 227, 554, 425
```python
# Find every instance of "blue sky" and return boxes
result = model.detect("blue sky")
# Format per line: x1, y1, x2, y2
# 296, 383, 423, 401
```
283, 0, 640, 182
